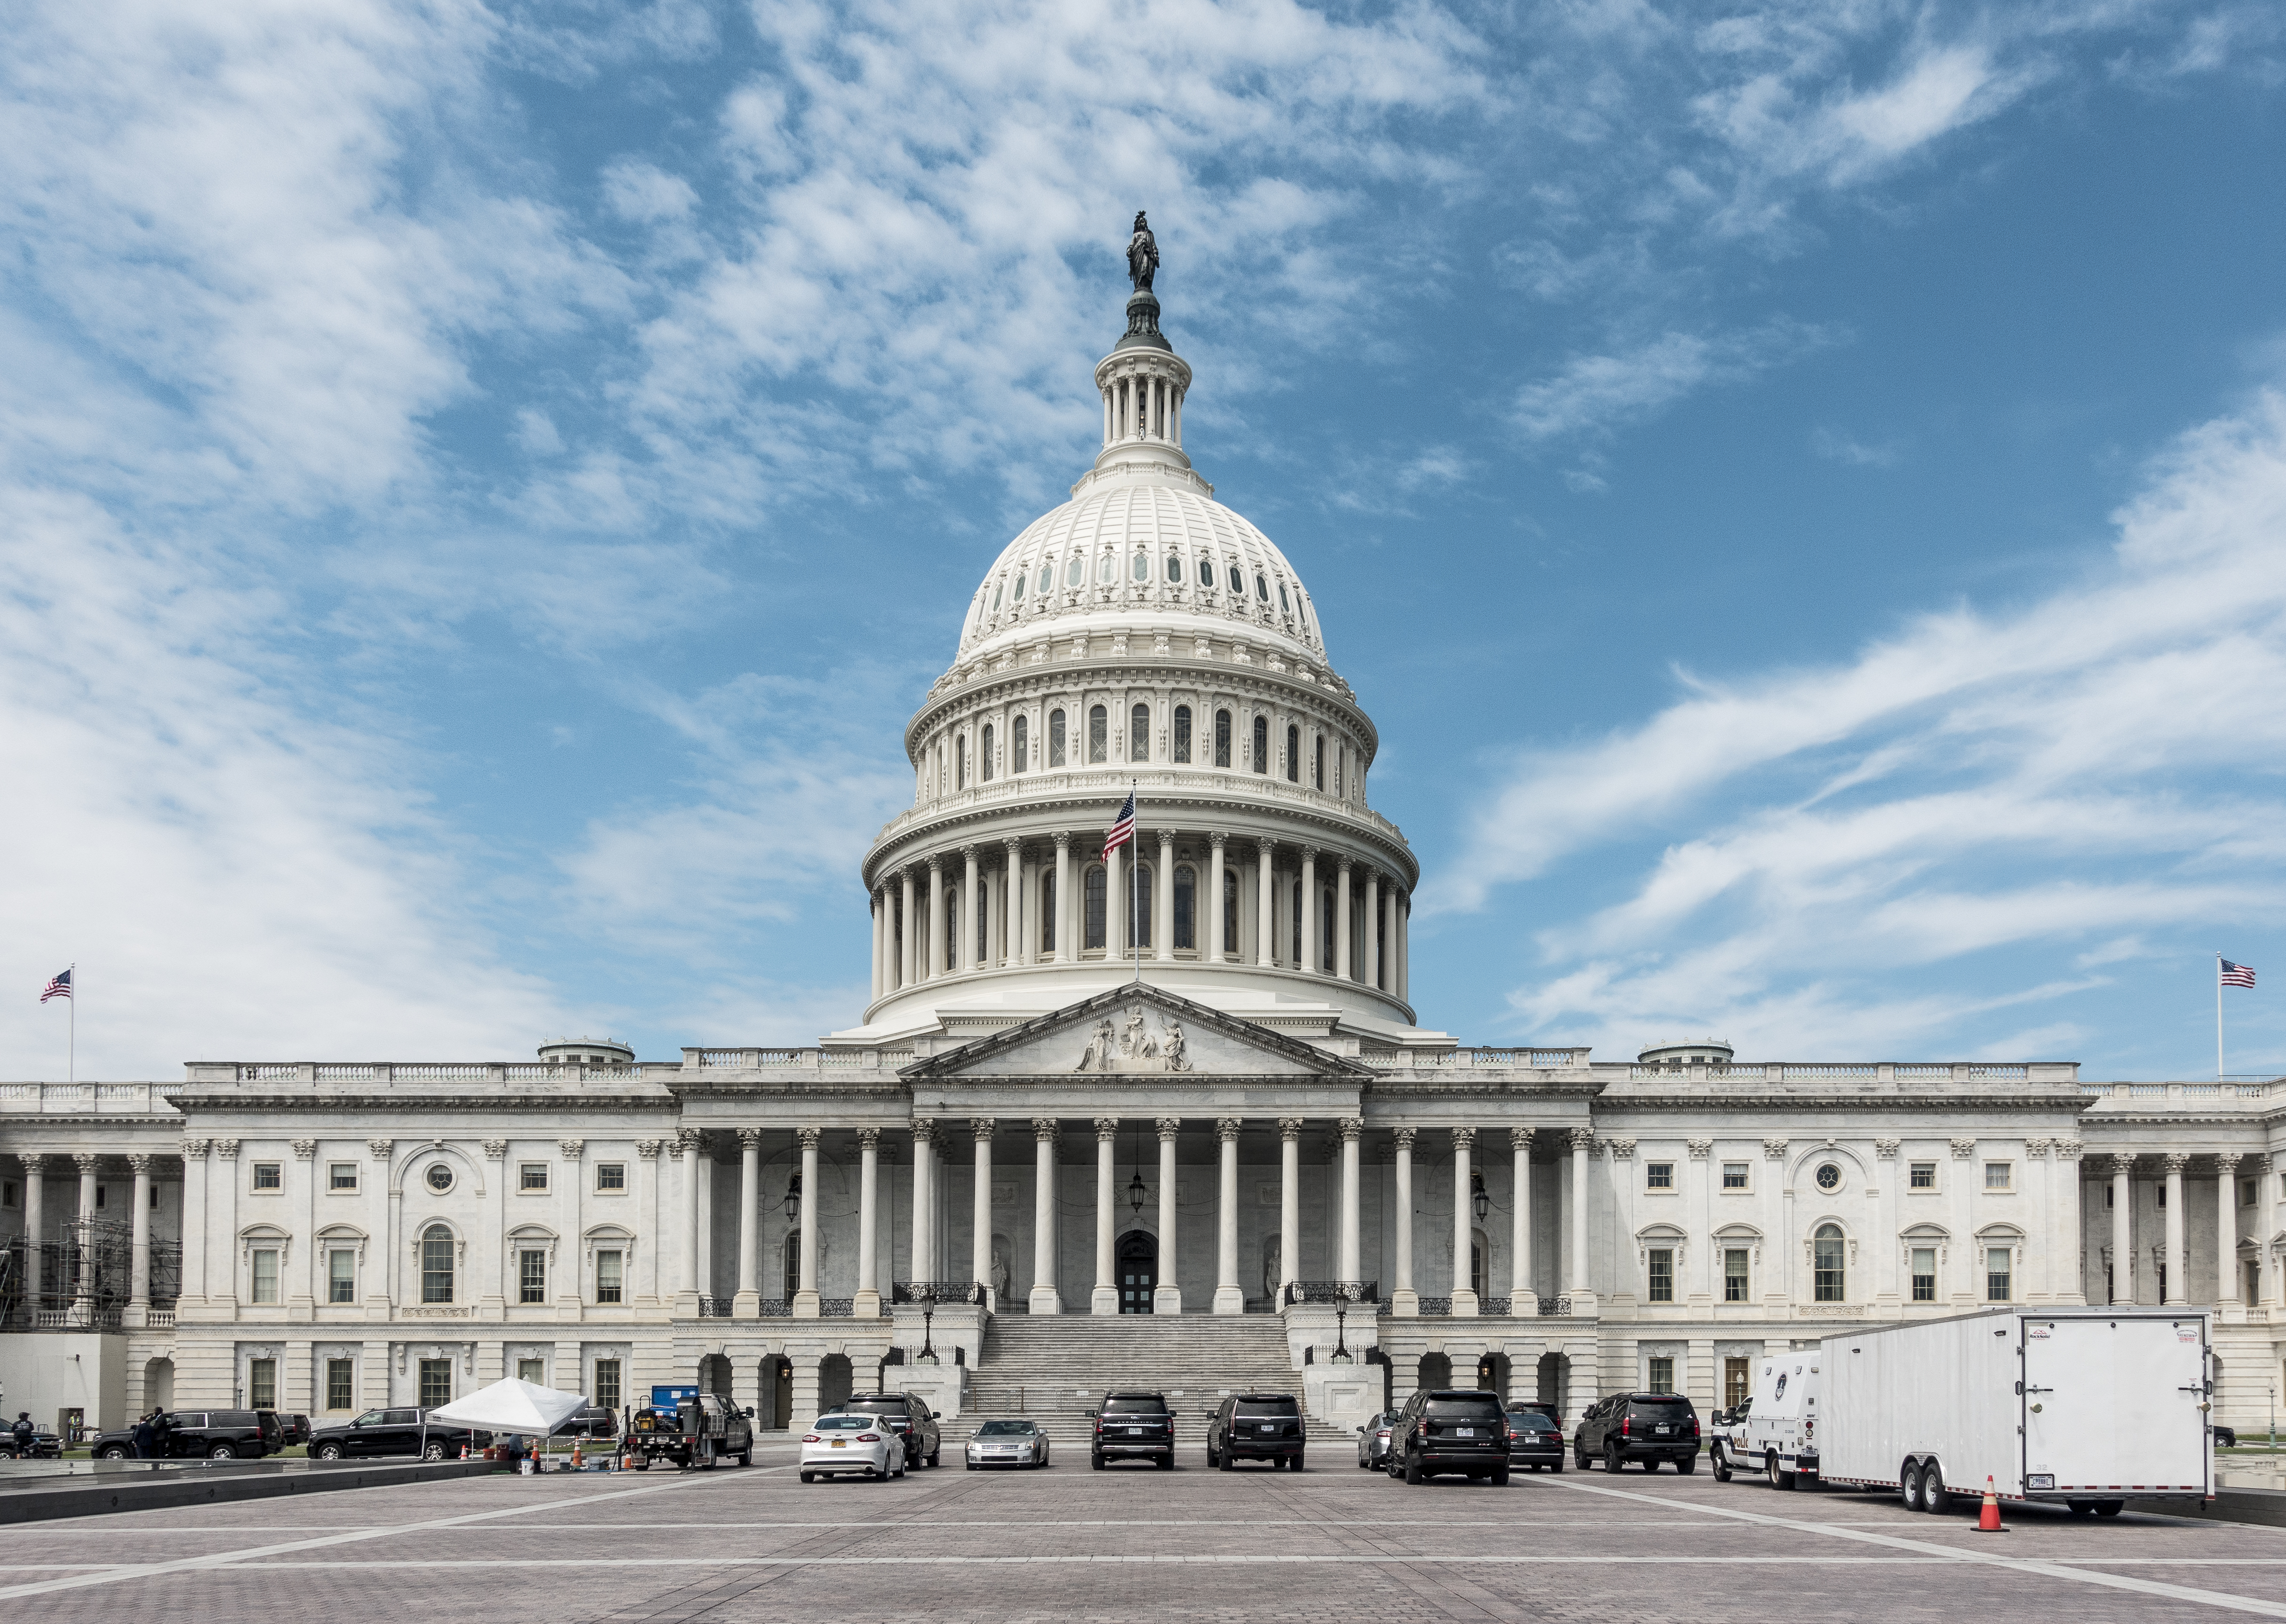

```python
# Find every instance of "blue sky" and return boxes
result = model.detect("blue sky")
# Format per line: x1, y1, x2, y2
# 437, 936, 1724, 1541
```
5, 0, 2284, 1079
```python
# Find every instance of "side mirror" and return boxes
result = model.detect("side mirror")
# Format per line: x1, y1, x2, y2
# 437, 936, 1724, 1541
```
1084, 1410, 1098, 1419
931, 1410, 941, 1420
741, 1409, 754, 1419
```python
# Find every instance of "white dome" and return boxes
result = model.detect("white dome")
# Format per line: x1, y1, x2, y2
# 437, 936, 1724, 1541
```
956, 478, 1326, 668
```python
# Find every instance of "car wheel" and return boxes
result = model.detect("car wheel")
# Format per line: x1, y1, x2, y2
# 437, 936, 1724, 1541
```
422, 1442, 449, 1462
966, 1461, 976, 1470
96, 1445, 128, 1460
1404, 1454, 1423, 1486
2096, 1501, 2123, 1517
1293, 1455, 1305, 1473
208, 1443, 240, 1460
1918, 1462, 1945, 1513
2067, 1500, 2094, 1516
1767, 1452, 1794, 1491
1492, 1465, 1510, 1487
1091, 1452, 1104, 1471
800, 1471, 815, 1484
929, 1450, 941, 1467
1678, 1454, 1697, 1475
1712, 1446, 1731, 1483
315, 1443, 344, 1462
1605, 1443, 1624, 1473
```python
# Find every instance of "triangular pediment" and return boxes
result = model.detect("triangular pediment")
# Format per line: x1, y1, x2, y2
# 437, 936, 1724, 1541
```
902, 984, 1374, 1081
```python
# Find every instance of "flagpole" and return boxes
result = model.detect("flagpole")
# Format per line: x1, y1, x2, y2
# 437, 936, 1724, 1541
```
2219, 952, 2226, 1082
68, 962, 76, 1086
1131, 780, 1141, 986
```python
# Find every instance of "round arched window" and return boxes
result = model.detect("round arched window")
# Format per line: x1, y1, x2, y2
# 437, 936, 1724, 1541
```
1815, 1163, 1842, 1192
1198, 557, 1213, 587
425, 1162, 454, 1193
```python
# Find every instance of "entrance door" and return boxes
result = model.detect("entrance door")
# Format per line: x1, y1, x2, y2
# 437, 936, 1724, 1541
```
1117, 1231, 1158, 1314
773, 1360, 794, 1429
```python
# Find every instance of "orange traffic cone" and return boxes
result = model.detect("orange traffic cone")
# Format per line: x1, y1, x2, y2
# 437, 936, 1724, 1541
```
572, 1442, 584, 1471
1975, 1475, 2008, 1533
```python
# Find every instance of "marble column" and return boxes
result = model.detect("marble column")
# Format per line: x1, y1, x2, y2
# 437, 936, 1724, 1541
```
1256, 839, 1275, 965
925, 856, 943, 978
1568, 1127, 1592, 1298
1214, 1119, 1243, 1314
870, 889, 883, 999
794, 1128, 821, 1317
1278, 1118, 1302, 1300
1300, 848, 1319, 974
734, 1128, 762, 1315
1511, 1126, 1536, 1315
1335, 857, 1352, 981
1093, 1118, 1119, 1315
2219, 1153, 2243, 1308
2163, 1153, 2188, 1306
1391, 1128, 1417, 1314
1056, 832, 1074, 963
128, 1154, 152, 1323
1155, 1118, 1182, 1313
1156, 830, 1175, 963
1005, 837, 1024, 967
71, 1154, 97, 1323
1339, 1119, 1362, 1288
1208, 833, 1227, 962
912, 1120, 936, 1286
1364, 872, 1381, 990
899, 869, 916, 988
1107, 841, 1126, 965
963, 847, 981, 972
1031, 1119, 1061, 1315
2056, 1140, 2086, 1305
971, 1119, 996, 1308
22, 1157, 43, 1314
855, 1128, 881, 1317
673, 1132, 700, 1306
1450, 1129, 1477, 1315
1396, 892, 1409, 1003
2110, 1156, 2132, 1304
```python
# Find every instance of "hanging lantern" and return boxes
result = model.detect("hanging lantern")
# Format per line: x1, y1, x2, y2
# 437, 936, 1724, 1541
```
1470, 1171, 1489, 1223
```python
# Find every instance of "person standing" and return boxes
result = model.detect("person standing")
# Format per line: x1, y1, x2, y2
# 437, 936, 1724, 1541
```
130, 1412, 156, 1459
151, 1410, 172, 1458
9, 1413, 31, 1457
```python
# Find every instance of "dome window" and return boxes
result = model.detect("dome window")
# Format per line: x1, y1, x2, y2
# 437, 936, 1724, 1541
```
1197, 557, 1213, 587
1011, 572, 1025, 602
1097, 555, 1114, 584
1065, 557, 1084, 588
1087, 705, 1108, 763
1255, 573, 1270, 602
1131, 553, 1149, 582
1041, 564, 1056, 594
1277, 582, 1290, 613
1227, 563, 1244, 594
1166, 554, 1182, 583
991, 581, 1004, 611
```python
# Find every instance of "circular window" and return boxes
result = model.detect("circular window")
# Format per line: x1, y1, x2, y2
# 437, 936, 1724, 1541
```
1131, 553, 1149, 581
425, 1163, 454, 1193
1815, 1163, 1842, 1192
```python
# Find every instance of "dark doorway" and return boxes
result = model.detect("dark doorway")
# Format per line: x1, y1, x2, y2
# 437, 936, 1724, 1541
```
1117, 1230, 1158, 1314
1477, 1352, 1511, 1399
819, 1353, 853, 1411
1418, 1352, 1452, 1394
1537, 1352, 1570, 1422
757, 1355, 792, 1429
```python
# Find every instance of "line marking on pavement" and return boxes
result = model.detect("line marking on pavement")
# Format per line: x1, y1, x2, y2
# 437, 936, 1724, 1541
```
1529, 1475, 2286, 1618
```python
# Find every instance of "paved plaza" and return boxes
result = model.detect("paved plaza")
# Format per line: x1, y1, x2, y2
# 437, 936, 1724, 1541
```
2, 1447, 2284, 1622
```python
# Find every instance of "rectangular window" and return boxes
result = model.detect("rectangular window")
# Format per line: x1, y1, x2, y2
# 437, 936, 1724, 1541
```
418, 1358, 452, 1409
595, 1163, 626, 1191
1173, 868, 1194, 951
1130, 703, 1149, 762
250, 1249, 279, 1304
2244, 1179, 2261, 1209
1049, 709, 1066, 767
2104, 1183, 2115, 1209
2249, 1260, 2264, 1304
328, 1249, 356, 1303
520, 1164, 548, 1191
594, 1359, 622, 1412
1723, 1249, 1749, 1302
1173, 705, 1191, 763
252, 1163, 282, 1191
1084, 865, 1107, 951
1252, 715, 1268, 774
1721, 1163, 1749, 1190
520, 1250, 547, 1304
517, 1358, 545, 1385
1986, 1246, 2012, 1302
1088, 705, 1107, 763
325, 1358, 354, 1410
2158, 1181, 2167, 1209
329, 1163, 358, 1190
1723, 1357, 1750, 1409
1214, 709, 1230, 768
1984, 1162, 2012, 1191
1647, 1248, 1674, 1302
1, 1181, 13, 1208
1912, 1246, 1937, 1302
248, 1357, 276, 1410
1646, 1162, 1674, 1190
597, 1249, 624, 1304
1910, 1162, 1937, 1190
1647, 1356, 1675, 1394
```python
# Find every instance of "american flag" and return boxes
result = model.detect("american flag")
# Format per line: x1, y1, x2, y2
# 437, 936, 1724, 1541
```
1102, 792, 1136, 861
40, 967, 71, 1003
2222, 959, 2258, 989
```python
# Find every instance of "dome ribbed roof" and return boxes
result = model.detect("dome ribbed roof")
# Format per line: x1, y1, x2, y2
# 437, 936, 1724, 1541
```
956, 478, 1324, 666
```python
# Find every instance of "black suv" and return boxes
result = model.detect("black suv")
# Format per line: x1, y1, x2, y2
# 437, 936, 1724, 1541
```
1091, 1391, 1176, 1469
831, 1394, 941, 1467
1206, 1393, 1305, 1471
1573, 1392, 1699, 1473
307, 1407, 493, 1461
1505, 1402, 1564, 1472
1387, 1389, 1509, 1485
91, 1410, 283, 1460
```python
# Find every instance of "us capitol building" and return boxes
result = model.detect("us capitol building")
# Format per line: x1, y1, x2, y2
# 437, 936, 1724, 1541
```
4, 225, 2276, 1442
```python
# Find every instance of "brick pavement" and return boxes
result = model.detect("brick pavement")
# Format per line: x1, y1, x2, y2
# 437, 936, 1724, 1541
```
1, 1444, 2284, 1622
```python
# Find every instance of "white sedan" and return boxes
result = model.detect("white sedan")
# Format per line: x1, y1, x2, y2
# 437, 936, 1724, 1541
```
799, 1412, 908, 1482
965, 1418, 1050, 1469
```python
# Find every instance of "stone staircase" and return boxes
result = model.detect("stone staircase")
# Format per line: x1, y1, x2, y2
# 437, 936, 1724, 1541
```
963, 1314, 1356, 1448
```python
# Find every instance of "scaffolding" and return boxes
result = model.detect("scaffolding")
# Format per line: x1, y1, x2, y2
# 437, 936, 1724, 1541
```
0, 1221, 180, 1328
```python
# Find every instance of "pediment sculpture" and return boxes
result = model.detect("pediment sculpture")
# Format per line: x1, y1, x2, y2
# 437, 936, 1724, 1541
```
1075, 1003, 1191, 1073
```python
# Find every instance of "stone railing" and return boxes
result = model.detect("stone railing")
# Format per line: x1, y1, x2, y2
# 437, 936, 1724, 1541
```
684, 1049, 914, 1073
1623, 1062, 2071, 1084
892, 1280, 985, 1306
0, 1083, 183, 1113
184, 1062, 673, 1086
873, 768, 1407, 854
1403, 1048, 1588, 1070
1283, 1280, 1379, 1306
696, 1297, 733, 1318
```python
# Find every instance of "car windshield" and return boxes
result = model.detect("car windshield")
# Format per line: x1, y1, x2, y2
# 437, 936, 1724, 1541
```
1235, 1399, 1298, 1417
1507, 1410, 1557, 1428
815, 1416, 874, 1432
846, 1397, 908, 1414
1633, 1397, 1693, 1410
1424, 1399, 1504, 1420
976, 1421, 1035, 1435
1103, 1396, 1167, 1414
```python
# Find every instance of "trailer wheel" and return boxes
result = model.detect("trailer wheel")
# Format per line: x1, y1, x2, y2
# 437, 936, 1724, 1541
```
1901, 1464, 1921, 1508
1918, 1461, 1946, 1513
2096, 1501, 2124, 1517
2067, 1501, 2095, 1516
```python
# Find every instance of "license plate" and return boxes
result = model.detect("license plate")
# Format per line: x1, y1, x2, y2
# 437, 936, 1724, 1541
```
1457, 1428, 1476, 1437
1654, 1426, 1670, 1435
1259, 1425, 1276, 1433
1128, 1428, 1146, 1435
831, 1440, 847, 1448
1519, 1433, 1539, 1442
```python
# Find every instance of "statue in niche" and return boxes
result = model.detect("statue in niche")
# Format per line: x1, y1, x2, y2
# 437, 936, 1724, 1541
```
1127, 211, 1159, 292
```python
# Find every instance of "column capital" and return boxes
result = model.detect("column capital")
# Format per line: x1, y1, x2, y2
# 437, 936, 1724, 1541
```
913, 1117, 937, 1146
1338, 1117, 1362, 1142
20, 1153, 49, 1173
1095, 1117, 1119, 1141
798, 1126, 823, 1150
2105, 1153, 2135, 1177
2161, 1151, 2191, 1173
1215, 1117, 1242, 1143
1335, 853, 1351, 874
290, 1139, 316, 1161
1568, 1126, 1595, 1152
1392, 1126, 1417, 1151
1604, 1136, 1635, 1160
928, 854, 944, 876
736, 1127, 764, 1150
1451, 1126, 1476, 1152
671, 1128, 700, 1159
960, 843, 980, 862
1278, 1117, 1304, 1142
2055, 1139, 2083, 1162
214, 1140, 239, 1161
636, 1139, 663, 1160
1208, 829, 1228, 851
1762, 1136, 1788, 1161
1685, 1136, 1711, 1160
2216, 1150, 2246, 1171
1298, 844, 1319, 863
1950, 1137, 1977, 1160
71, 1152, 100, 1175
1032, 1117, 1060, 1142
971, 1117, 997, 1143
1156, 1117, 1182, 1141
558, 1138, 586, 1161
1055, 829, 1073, 851
2025, 1137, 2053, 1158
127, 1153, 153, 1175
1257, 835, 1275, 858
482, 1138, 508, 1160
1157, 828, 1175, 848
1873, 1137, 1900, 1159
857, 1126, 882, 1150
366, 1137, 392, 1162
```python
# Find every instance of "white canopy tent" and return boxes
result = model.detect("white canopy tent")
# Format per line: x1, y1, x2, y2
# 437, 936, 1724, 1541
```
427, 1378, 590, 1461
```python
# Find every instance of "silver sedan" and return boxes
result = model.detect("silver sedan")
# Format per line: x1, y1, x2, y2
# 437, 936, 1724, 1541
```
1356, 1411, 1396, 1469
965, 1418, 1051, 1469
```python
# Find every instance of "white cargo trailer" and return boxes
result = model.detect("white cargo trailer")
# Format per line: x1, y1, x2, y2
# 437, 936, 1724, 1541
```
1818, 1307, 2211, 1517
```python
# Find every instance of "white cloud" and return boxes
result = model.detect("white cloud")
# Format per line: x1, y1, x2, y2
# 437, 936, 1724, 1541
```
1439, 387, 2286, 1055
1512, 319, 1838, 444
1810, 426, 1902, 466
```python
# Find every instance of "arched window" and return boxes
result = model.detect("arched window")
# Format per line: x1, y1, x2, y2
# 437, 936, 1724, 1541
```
1038, 563, 1054, 594
1313, 735, 1324, 790
1198, 557, 1213, 587
1322, 886, 1336, 968
981, 723, 994, 783
1040, 868, 1056, 952
976, 879, 990, 963
1084, 866, 1107, 950
944, 889, 960, 968
1012, 714, 1028, 773
1228, 563, 1244, 595
1814, 1225, 1846, 1302
1255, 572, 1270, 602
1252, 715, 1269, 774
955, 735, 967, 790
1166, 554, 1183, 583
1286, 723, 1300, 782
1130, 703, 1150, 762
1173, 705, 1192, 763
1048, 709, 1066, 767
783, 1231, 800, 1300
1214, 709, 1231, 767
1088, 705, 1108, 763
421, 1225, 454, 1304
990, 579, 1003, 611
1097, 555, 1114, 584
1011, 570, 1025, 602
1130, 865, 1152, 950
1174, 865, 1195, 950
1131, 552, 1150, 582
1064, 556, 1084, 587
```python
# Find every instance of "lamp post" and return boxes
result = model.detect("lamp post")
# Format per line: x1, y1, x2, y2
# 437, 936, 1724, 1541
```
1331, 1300, 1352, 1364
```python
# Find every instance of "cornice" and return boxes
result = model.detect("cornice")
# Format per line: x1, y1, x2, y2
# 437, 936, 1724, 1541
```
1595, 1091, 2093, 1114
905, 654, 1377, 754
170, 1092, 676, 1115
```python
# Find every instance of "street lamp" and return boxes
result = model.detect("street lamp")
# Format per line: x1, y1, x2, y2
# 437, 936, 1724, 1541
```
1127, 1124, 1149, 1217
1470, 1172, 1489, 1224
1331, 1300, 1353, 1364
